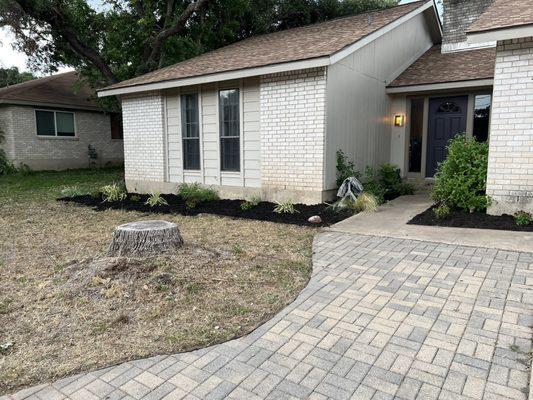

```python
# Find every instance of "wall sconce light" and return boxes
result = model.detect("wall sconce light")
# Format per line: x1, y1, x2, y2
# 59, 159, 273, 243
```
394, 115, 404, 127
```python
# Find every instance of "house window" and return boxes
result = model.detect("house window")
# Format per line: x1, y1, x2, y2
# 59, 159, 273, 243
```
35, 110, 75, 137
473, 94, 491, 142
110, 113, 123, 140
408, 98, 424, 173
219, 89, 240, 172
181, 93, 200, 170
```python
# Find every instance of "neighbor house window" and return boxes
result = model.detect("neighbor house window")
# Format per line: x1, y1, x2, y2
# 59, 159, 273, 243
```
35, 110, 75, 137
408, 98, 424, 173
181, 93, 200, 170
219, 89, 240, 172
473, 94, 491, 142
110, 113, 123, 140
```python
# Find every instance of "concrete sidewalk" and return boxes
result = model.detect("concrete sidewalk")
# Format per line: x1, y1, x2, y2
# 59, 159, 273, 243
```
331, 193, 533, 253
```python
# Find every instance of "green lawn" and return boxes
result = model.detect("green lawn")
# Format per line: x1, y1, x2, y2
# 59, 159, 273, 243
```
0, 167, 124, 203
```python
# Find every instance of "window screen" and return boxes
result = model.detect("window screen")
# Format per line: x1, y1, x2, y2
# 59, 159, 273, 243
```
35, 110, 56, 136
219, 89, 240, 172
181, 93, 200, 170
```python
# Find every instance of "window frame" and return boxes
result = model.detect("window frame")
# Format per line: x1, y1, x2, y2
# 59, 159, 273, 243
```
35, 109, 77, 138
180, 92, 201, 171
218, 88, 241, 173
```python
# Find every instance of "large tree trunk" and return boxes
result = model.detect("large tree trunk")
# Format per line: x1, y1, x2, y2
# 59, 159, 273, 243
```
108, 220, 183, 257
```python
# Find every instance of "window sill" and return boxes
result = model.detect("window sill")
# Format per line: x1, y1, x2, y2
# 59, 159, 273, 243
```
221, 171, 241, 176
37, 136, 79, 141
183, 170, 202, 174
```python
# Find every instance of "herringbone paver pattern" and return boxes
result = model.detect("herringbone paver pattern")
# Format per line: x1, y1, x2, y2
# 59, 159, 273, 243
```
4, 233, 532, 399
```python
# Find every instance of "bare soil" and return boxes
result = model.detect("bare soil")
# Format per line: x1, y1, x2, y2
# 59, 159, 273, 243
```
0, 171, 314, 395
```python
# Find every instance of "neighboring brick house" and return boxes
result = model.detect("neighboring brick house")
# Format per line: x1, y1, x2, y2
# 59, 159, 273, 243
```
0, 72, 124, 170
98, 0, 531, 214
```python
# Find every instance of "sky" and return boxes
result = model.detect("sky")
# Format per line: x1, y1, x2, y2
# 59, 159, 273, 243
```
0, 0, 433, 75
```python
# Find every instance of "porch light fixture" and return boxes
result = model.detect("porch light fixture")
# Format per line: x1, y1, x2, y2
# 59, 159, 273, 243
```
394, 114, 404, 127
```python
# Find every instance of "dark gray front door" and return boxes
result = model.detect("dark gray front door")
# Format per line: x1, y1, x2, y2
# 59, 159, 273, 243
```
426, 96, 468, 177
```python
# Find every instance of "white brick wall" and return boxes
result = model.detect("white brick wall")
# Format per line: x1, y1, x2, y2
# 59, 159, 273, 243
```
260, 68, 326, 193
0, 105, 123, 170
122, 93, 166, 182
487, 38, 533, 215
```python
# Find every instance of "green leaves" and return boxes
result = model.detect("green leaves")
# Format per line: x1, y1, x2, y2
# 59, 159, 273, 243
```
432, 136, 489, 212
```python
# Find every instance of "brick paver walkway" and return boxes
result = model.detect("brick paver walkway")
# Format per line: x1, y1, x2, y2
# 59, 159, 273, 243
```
4, 233, 532, 400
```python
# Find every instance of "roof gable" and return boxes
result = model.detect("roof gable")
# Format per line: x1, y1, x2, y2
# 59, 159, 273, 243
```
100, 1, 437, 96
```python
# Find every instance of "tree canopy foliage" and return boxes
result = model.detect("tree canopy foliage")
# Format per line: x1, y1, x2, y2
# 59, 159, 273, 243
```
0, 0, 398, 88
0, 66, 35, 88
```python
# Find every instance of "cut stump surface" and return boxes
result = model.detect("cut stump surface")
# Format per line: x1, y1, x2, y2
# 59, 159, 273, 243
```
108, 220, 183, 257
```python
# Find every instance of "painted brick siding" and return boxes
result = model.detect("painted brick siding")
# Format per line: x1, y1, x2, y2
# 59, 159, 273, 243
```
122, 93, 166, 182
0, 105, 123, 170
442, 0, 494, 52
487, 38, 533, 215
260, 68, 326, 193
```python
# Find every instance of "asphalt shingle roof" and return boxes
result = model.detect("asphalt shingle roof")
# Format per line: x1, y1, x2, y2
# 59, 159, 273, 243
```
387, 45, 496, 88
103, 1, 429, 91
0, 72, 102, 111
467, 0, 533, 34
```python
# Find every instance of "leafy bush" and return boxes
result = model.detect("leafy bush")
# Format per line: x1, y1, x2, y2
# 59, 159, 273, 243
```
90, 190, 102, 200
60, 186, 84, 197
363, 164, 414, 204
130, 194, 142, 202
432, 136, 489, 212
273, 201, 298, 214
100, 183, 127, 202
514, 211, 532, 226
336, 150, 360, 187
177, 183, 219, 209
240, 196, 261, 211
433, 204, 451, 220
145, 192, 168, 207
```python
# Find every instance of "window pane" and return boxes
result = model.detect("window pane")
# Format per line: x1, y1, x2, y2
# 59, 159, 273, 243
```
408, 98, 424, 173
221, 137, 240, 171
219, 90, 240, 171
183, 138, 200, 170
181, 93, 200, 170
473, 94, 491, 142
35, 110, 55, 136
56, 112, 75, 136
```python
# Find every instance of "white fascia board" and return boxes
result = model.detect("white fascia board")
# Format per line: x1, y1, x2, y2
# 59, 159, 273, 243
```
468, 25, 533, 44
386, 79, 494, 94
0, 99, 104, 112
99, 0, 435, 98
329, 1, 436, 64
98, 57, 330, 97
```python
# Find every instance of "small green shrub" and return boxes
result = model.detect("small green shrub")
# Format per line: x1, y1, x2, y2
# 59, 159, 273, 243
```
60, 186, 84, 197
433, 204, 451, 220
177, 183, 219, 209
240, 196, 261, 211
273, 201, 298, 214
363, 166, 386, 204
336, 150, 360, 187
514, 211, 532, 226
363, 164, 414, 204
100, 183, 127, 202
130, 194, 142, 202
432, 136, 489, 212
90, 190, 102, 200
145, 192, 168, 207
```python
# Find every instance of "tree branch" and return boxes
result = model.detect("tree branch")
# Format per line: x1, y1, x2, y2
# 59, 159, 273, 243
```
144, 0, 209, 67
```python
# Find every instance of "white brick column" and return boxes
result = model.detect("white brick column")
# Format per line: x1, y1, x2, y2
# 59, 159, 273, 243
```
487, 38, 533, 215
122, 93, 166, 191
260, 68, 327, 203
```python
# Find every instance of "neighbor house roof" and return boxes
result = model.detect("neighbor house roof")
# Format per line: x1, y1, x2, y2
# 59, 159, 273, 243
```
100, 0, 438, 96
0, 72, 103, 111
468, 0, 533, 34
387, 45, 496, 91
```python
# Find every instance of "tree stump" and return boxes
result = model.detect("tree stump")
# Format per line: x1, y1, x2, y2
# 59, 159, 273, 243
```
108, 220, 183, 257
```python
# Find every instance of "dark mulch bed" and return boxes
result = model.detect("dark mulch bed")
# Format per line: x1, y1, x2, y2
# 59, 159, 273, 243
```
58, 194, 354, 227
408, 205, 533, 232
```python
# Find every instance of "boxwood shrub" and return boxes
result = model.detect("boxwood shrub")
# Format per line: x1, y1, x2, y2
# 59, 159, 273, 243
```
432, 136, 489, 212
